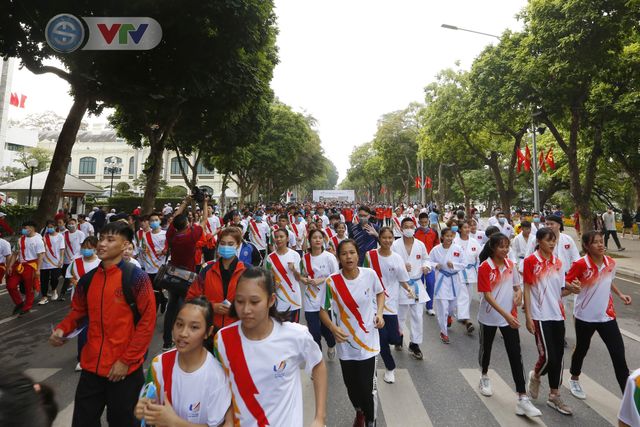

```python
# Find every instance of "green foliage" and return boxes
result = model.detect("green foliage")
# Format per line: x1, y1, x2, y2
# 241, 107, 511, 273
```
161, 186, 188, 198
0, 147, 53, 183
115, 182, 132, 196
104, 197, 185, 214
1, 205, 38, 234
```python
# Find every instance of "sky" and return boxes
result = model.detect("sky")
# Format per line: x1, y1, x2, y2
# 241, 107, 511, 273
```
8, 0, 527, 182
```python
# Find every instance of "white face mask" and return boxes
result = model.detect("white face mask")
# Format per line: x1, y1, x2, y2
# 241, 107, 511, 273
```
402, 229, 415, 238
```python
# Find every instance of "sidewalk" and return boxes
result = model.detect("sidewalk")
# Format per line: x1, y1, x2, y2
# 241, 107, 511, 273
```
564, 227, 640, 279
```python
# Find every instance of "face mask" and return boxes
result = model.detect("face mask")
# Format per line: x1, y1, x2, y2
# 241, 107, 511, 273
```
150, 221, 161, 230
81, 248, 95, 257
218, 245, 237, 259
46, 227, 56, 234
498, 218, 506, 225
59, 225, 67, 232
533, 217, 541, 223
358, 217, 368, 225
255, 216, 263, 222
451, 226, 459, 233
402, 229, 415, 238
21, 229, 29, 236
67, 225, 76, 232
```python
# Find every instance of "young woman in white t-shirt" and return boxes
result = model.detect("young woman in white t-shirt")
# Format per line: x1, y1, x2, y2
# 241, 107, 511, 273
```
320, 239, 385, 427
215, 268, 327, 427
301, 228, 339, 358
523, 228, 580, 416
565, 230, 631, 399
476, 233, 542, 418
266, 228, 303, 322
136, 296, 232, 427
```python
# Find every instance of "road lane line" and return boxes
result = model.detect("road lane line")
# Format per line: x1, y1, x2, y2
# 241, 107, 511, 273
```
620, 328, 640, 343
0, 308, 39, 325
0, 305, 68, 337
460, 369, 547, 427
562, 370, 619, 426
377, 369, 433, 427
24, 368, 61, 383
616, 276, 640, 285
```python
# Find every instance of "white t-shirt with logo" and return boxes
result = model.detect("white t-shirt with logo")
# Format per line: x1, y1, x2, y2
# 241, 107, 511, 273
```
42, 233, 65, 270
15, 234, 45, 263
214, 321, 322, 427
523, 251, 565, 321
62, 230, 86, 264
566, 255, 618, 323
618, 368, 640, 427
477, 258, 519, 327
265, 249, 302, 312
143, 349, 230, 427
525, 232, 580, 276
79, 221, 94, 236
205, 215, 221, 235
323, 268, 384, 361
300, 251, 339, 312
364, 249, 410, 315
141, 230, 167, 274
0, 238, 12, 264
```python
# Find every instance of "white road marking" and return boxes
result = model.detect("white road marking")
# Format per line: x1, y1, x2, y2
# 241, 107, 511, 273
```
620, 328, 640, 343
460, 369, 547, 427
377, 369, 433, 427
562, 370, 620, 426
0, 308, 38, 325
616, 276, 640, 286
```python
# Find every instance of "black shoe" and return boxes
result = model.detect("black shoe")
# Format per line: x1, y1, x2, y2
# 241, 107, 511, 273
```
56, 297, 66, 302
466, 322, 475, 334
18, 309, 31, 317
160, 299, 167, 314
619, 247, 626, 251
12, 303, 24, 316
409, 342, 424, 360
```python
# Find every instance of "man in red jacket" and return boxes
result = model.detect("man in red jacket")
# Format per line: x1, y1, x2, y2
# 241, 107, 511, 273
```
49, 221, 156, 427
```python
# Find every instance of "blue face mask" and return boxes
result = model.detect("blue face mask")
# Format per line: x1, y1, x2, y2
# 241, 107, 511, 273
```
218, 245, 237, 259
255, 216, 263, 222
21, 229, 29, 236
46, 227, 56, 234
150, 221, 161, 230
81, 248, 95, 257
296, 217, 303, 223
533, 217, 541, 223
498, 218, 507, 225
451, 226, 459, 232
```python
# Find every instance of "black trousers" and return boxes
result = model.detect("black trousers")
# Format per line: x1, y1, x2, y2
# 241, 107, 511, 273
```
56, 264, 71, 296
40, 268, 61, 297
533, 320, 565, 389
570, 318, 629, 392
604, 230, 622, 249
305, 311, 335, 351
478, 323, 526, 394
72, 368, 144, 427
340, 357, 377, 423
163, 290, 184, 347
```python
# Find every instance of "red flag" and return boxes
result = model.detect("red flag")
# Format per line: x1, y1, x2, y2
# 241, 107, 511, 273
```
539, 151, 547, 172
379, 185, 386, 195
516, 148, 525, 173
524, 145, 532, 172
426, 176, 432, 189
546, 148, 556, 169
19, 94, 27, 108
9, 93, 19, 106
415, 176, 421, 189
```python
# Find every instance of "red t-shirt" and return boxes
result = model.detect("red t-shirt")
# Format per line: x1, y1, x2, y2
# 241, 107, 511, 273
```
375, 208, 385, 220
343, 208, 354, 223
415, 227, 440, 254
166, 223, 203, 271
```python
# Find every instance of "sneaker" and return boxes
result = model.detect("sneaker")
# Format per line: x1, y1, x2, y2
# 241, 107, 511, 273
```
353, 409, 365, 427
426, 309, 435, 316
479, 376, 493, 396
516, 396, 542, 417
56, 296, 66, 302
51, 290, 58, 301
465, 322, 475, 334
619, 247, 626, 251
440, 333, 450, 344
447, 316, 452, 327
547, 394, 573, 415
18, 309, 31, 317
569, 379, 586, 400
327, 346, 336, 361
38, 297, 49, 305
383, 369, 395, 384
394, 344, 403, 351
408, 343, 424, 360
75, 362, 82, 372
528, 371, 541, 399
12, 303, 24, 315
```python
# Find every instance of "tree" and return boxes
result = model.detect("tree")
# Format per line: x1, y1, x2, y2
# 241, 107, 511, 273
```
0, 147, 52, 183
115, 182, 132, 196
8, 111, 88, 132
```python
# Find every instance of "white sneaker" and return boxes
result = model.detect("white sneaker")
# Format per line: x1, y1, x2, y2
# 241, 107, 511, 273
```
51, 290, 59, 301
38, 297, 49, 305
75, 362, 82, 372
384, 369, 395, 384
479, 376, 493, 396
516, 396, 542, 417
569, 379, 586, 400
327, 346, 336, 361
426, 309, 435, 316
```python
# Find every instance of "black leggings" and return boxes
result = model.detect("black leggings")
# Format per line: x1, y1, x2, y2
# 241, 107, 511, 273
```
533, 320, 565, 389
40, 268, 61, 297
479, 323, 526, 394
340, 357, 377, 423
570, 318, 629, 392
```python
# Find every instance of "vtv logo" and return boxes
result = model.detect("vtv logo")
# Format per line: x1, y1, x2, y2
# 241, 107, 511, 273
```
97, 23, 149, 45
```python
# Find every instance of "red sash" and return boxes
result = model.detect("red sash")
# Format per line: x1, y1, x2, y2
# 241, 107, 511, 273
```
392, 217, 402, 230
136, 229, 144, 243
332, 273, 368, 333
145, 231, 158, 257
19, 236, 26, 261
331, 235, 339, 250
64, 232, 74, 256
324, 227, 335, 238
367, 250, 388, 296
249, 220, 261, 239
161, 349, 178, 405
75, 258, 87, 278
269, 252, 295, 292
304, 253, 315, 279
221, 326, 269, 427
290, 222, 299, 237
44, 234, 57, 259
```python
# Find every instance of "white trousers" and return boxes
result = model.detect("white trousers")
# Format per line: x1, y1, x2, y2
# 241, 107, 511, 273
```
398, 303, 424, 344
456, 283, 473, 320
435, 299, 457, 335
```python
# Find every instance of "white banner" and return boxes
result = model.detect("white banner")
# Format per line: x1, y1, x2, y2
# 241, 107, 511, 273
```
312, 190, 355, 202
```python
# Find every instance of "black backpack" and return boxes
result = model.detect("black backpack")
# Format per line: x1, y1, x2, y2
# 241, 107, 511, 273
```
78, 261, 141, 325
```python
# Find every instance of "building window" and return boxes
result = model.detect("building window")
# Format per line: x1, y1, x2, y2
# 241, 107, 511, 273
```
6, 143, 24, 152
170, 157, 189, 175
67, 158, 72, 174
196, 163, 215, 175
103, 156, 123, 177
128, 156, 136, 176
79, 157, 96, 175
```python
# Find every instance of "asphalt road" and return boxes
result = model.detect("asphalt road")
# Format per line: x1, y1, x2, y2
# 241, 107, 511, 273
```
1, 274, 639, 427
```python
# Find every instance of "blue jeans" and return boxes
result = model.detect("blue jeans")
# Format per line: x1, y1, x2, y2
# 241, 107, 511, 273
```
304, 311, 335, 350
423, 271, 435, 310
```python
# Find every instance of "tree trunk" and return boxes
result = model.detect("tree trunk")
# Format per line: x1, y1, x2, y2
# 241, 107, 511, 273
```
34, 93, 90, 226
436, 162, 446, 210
141, 137, 166, 215
486, 153, 513, 218
453, 167, 471, 217
220, 173, 229, 213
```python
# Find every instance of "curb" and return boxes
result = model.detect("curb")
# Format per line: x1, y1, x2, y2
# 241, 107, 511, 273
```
617, 267, 640, 281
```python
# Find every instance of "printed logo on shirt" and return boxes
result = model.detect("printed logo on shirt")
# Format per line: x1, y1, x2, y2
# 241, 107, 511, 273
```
453, 252, 460, 257
471, 247, 477, 252
489, 271, 497, 282
273, 360, 287, 379
583, 269, 594, 280
564, 244, 571, 249
187, 402, 201, 420
416, 254, 421, 259
533, 264, 543, 275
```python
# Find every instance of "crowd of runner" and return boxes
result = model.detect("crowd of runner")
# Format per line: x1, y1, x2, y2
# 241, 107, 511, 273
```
1, 197, 637, 426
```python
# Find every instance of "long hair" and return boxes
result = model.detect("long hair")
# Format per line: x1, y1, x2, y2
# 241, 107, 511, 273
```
307, 229, 326, 253
180, 296, 215, 353
229, 267, 290, 323
479, 233, 510, 263
581, 230, 604, 254
534, 227, 556, 251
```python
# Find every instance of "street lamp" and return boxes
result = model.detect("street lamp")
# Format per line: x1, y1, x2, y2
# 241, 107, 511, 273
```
441, 24, 500, 39
26, 158, 38, 206
106, 161, 122, 198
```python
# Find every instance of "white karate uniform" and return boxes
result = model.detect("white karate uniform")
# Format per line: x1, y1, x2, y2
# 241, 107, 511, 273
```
429, 243, 466, 335
453, 236, 481, 321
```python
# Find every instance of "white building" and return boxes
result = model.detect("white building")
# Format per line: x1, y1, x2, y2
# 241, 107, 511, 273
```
37, 127, 238, 198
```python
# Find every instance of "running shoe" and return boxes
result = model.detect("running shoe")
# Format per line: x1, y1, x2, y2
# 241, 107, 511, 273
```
568, 380, 587, 400
447, 316, 452, 327
18, 309, 31, 317
528, 370, 541, 399
408, 342, 424, 360
479, 376, 493, 396
426, 309, 435, 316
383, 369, 395, 384
75, 362, 82, 372
440, 333, 450, 344
12, 303, 23, 315
38, 297, 49, 305
465, 322, 475, 334
327, 346, 336, 361
547, 394, 573, 415
51, 290, 58, 301
516, 396, 542, 417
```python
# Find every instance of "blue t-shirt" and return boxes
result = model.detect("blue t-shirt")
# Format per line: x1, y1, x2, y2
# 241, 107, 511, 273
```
428, 211, 439, 224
